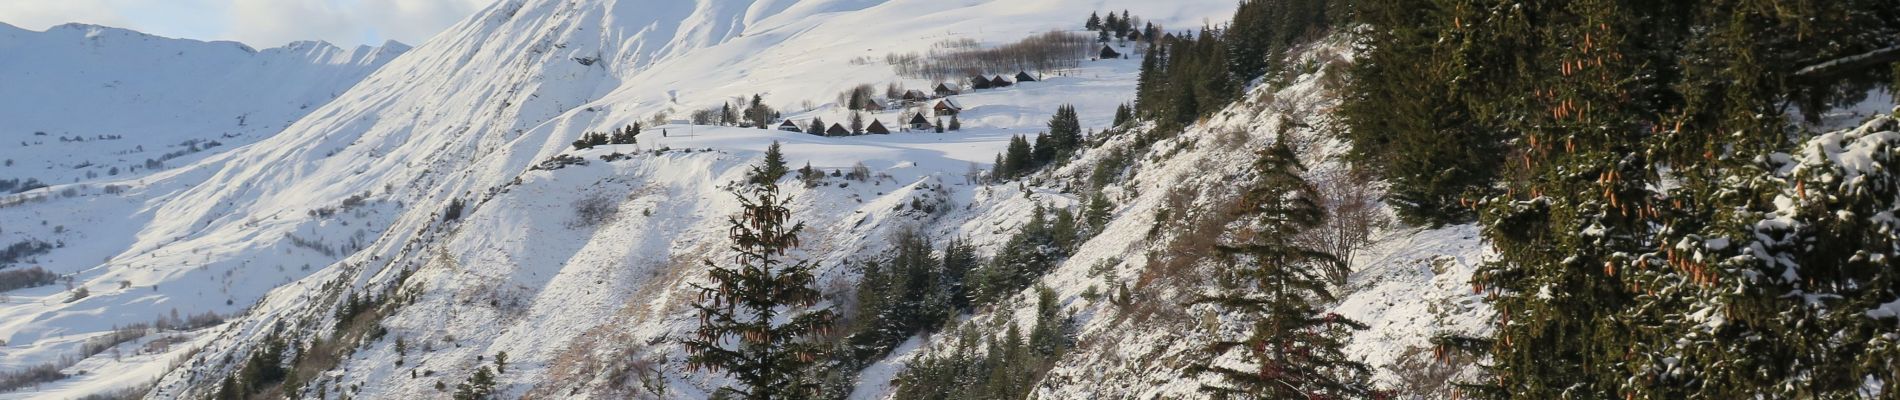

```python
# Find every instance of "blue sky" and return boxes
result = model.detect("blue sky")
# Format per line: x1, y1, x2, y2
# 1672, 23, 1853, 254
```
0, 0, 493, 48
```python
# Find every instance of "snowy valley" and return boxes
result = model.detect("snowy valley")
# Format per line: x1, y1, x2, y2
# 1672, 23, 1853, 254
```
2, 0, 1897, 399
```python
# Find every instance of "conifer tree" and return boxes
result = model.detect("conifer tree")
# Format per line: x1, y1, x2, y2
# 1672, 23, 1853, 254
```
1225, 0, 1276, 82
1002, 135, 1032, 179
844, 230, 948, 361
1026, 286, 1073, 357
808, 116, 826, 136
976, 203, 1060, 303
1191, 141, 1371, 399
452, 367, 496, 400
1135, 46, 1165, 118
1086, 12, 1102, 31
934, 118, 945, 133
683, 154, 836, 399
1030, 133, 1057, 168
1047, 104, 1082, 156
991, 153, 1008, 181
1083, 191, 1113, 235
940, 239, 977, 311
1112, 103, 1133, 128
748, 94, 772, 129
849, 112, 865, 135
1109, 10, 1124, 36
948, 115, 961, 131
751, 141, 790, 186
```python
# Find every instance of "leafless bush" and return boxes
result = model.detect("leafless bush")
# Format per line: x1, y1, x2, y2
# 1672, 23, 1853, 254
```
887, 32, 1094, 80
65, 286, 89, 303
75, 385, 151, 400
531, 330, 670, 399
1297, 164, 1387, 285
846, 162, 873, 182
1385, 346, 1470, 399
82, 323, 152, 359
0, 363, 66, 392
569, 193, 621, 228
689, 107, 720, 125
0, 266, 58, 292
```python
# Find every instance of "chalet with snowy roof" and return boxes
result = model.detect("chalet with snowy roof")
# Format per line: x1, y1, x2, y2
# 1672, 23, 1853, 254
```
863, 98, 888, 111
902, 90, 930, 102
933, 98, 963, 116
969, 75, 993, 90
1099, 45, 1122, 59
990, 75, 1013, 88
908, 113, 931, 130
777, 120, 803, 132
934, 83, 961, 96
826, 123, 851, 136
866, 119, 890, 134
1015, 71, 1037, 82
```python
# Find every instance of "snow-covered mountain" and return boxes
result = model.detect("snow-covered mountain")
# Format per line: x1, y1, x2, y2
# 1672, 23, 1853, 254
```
0, 22, 407, 187
0, 1, 1497, 399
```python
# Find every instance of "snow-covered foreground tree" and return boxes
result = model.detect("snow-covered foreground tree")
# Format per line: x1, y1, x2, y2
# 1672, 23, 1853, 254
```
683, 151, 836, 399
1191, 141, 1373, 398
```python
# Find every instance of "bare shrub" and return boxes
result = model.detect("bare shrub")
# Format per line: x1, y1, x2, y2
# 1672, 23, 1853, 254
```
0, 266, 58, 292
1385, 346, 1470, 399
531, 329, 671, 399
846, 162, 872, 182
689, 107, 719, 125
1297, 164, 1387, 285
76, 385, 151, 400
81, 323, 151, 358
569, 193, 621, 228
0, 363, 67, 392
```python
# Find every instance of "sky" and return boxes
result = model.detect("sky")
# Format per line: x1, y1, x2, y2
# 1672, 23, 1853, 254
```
0, 0, 495, 48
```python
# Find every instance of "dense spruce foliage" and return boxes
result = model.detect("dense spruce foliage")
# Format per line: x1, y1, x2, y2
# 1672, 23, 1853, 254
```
891, 287, 1075, 400
813, 232, 977, 397
989, 105, 1087, 181
1342, 0, 1900, 397
1131, 0, 1338, 138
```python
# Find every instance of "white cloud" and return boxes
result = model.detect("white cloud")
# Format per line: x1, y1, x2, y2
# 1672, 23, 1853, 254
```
0, 0, 136, 31
229, 0, 356, 47
0, 0, 494, 48
356, 0, 494, 45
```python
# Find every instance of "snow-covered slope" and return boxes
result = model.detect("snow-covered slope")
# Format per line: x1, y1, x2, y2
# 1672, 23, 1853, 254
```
0, 22, 406, 187
0, 0, 1238, 398
0, 0, 1508, 398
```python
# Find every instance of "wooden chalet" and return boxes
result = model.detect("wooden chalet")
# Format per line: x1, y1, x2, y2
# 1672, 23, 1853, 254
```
826, 123, 851, 137
908, 113, 932, 130
901, 90, 930, 104
969, 75, 993, 90
1099, 45, 1122, 59
1015, 71, 1037, 82
866, 119, 891, 135
934, 83, 961, 96
933, 98, 963, 116
990, 75, 1013, 88
777, 120, 803, 132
